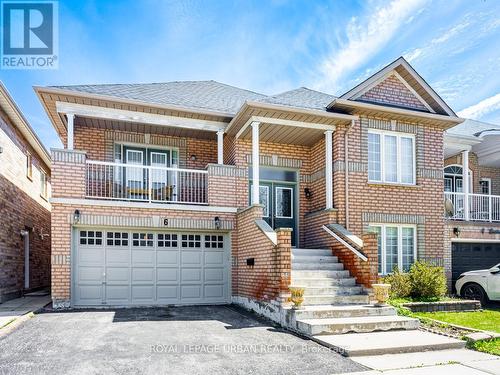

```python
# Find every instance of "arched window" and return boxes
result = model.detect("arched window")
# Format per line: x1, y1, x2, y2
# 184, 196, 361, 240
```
444, 164, 472, 193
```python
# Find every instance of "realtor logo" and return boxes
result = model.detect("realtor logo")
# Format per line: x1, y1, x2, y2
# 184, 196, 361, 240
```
1, 1, 58, 69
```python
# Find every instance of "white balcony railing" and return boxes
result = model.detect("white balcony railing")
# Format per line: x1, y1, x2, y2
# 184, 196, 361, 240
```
445, 192, 500, 222
86, 160, 208, 205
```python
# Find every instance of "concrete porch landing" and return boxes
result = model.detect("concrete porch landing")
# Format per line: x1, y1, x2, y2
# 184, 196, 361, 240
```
314, 330, 465, 356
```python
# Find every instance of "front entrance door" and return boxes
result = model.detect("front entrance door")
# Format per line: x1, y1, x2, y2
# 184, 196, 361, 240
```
250, 181, 297, 246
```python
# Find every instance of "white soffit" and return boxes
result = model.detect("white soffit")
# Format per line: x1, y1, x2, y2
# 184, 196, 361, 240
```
56, 101, 227, 132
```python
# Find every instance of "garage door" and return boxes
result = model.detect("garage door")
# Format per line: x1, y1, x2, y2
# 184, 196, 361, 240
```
74, 229, 230, 306
452, 242, 500, 287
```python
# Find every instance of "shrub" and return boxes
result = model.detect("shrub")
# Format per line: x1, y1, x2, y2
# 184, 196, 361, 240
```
383, 261, 447, 300
383, 268, 411, 298
408, 261, 447, 299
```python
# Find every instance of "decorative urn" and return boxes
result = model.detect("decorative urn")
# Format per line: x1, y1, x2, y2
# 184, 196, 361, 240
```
372, 283, 391, 306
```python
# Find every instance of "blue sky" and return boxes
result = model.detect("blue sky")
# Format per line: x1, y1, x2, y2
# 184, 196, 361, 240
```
1, 0, 500, 150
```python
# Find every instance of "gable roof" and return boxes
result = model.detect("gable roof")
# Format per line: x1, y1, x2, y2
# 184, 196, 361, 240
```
50, 80, 267, 116
339, 57, 456, 116
0, 82, 51, 167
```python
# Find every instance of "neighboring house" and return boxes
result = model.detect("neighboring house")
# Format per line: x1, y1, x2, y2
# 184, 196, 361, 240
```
0, 82, 51, 303
444, 119, 500, 288
36, 56, 463, 315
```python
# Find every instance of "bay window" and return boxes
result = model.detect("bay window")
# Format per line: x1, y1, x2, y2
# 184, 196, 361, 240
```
368, 224, 417, 274
368, 130, 415, 184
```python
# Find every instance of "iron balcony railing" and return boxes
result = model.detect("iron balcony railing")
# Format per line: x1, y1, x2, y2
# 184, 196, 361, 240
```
445, 192, 500, 222
86, 160, 208, 205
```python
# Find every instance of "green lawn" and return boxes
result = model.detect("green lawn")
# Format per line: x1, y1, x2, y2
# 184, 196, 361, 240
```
414, 309, 500, 333
471, 338, 500, 356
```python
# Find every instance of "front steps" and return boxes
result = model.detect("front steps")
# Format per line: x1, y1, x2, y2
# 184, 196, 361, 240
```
288, 247, 465, 356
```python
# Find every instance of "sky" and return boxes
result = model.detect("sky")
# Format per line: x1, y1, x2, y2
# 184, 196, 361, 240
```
1, 0, 500, 150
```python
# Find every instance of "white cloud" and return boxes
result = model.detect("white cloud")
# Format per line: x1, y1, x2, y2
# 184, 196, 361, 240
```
458, 93, 500, 119
314, 0, 428, 92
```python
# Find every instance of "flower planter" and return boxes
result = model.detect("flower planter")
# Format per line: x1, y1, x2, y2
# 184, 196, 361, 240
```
372, 283, 391, 306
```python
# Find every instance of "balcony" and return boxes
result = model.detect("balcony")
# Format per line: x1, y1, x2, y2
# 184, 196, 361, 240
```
86, 160, 208, 205
445, 192, 500, 222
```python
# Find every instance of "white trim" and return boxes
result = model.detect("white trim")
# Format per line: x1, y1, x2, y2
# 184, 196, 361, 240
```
368, 129, 416, 185
369, 223, 417, 275
275, 186, 293, 219
67, 113, 74, 150
255, 219, 277, 246
322, 225, 368, 262
50, 197, 238, 213
480, 178, 492, 195
324, 130, 334, 209
251, 121, 260, 205
217, 130, 224, 164
56, 102, 226, 132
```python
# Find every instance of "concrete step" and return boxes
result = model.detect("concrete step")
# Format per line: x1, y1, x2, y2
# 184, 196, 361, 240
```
292, 270, 350, 278
292, 262, 344, 270
292, 255, 339, 263
313, 330, 466, 357
292, 305, 397, 320
302, 294, 370, 306
291, 286, 364, 296
292, 248, 333, 257
297, 315, 419, 335
291, 277, 357, 287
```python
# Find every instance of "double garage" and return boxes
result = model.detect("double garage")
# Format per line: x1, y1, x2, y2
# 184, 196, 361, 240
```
73, 228, 231, 306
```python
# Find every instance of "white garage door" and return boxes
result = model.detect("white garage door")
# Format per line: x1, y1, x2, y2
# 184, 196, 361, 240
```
73, 229, 230, 306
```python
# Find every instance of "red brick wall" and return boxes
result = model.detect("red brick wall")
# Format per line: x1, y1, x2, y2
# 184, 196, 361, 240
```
333, 117, 446, 273
0, 109, 51, 301
358, 74, 428, 111
234, 205, 291, 301
207, 164, 248, 208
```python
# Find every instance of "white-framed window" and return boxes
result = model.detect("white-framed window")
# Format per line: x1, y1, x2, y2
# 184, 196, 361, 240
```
368, 224, 417, 274
26, 153, 32, 179
368, 130, 415, 185
250, 184, 270, 217
480, 178, 491, 195
40, 170, 47, 198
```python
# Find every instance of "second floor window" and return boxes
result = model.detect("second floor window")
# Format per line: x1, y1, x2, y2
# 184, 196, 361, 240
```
368, 130, 415, 184
40, 170, 47, 198
26, 153, 32, 179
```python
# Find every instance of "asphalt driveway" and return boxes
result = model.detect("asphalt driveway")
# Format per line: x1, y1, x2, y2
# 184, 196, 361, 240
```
0, 305, 366, 375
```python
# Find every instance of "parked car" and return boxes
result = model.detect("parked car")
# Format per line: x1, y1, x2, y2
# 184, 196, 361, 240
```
456, 263, 500, 304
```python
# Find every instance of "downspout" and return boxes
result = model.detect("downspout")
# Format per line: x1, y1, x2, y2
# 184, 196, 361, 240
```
344, 120, 354, 230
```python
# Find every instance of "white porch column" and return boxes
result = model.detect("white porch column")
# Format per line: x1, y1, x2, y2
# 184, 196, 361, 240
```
217, 130, 224, 165
325, 130, 334, 209
462, 150, 470, 221
67, 113, 75, 150
251, 122, 260, 205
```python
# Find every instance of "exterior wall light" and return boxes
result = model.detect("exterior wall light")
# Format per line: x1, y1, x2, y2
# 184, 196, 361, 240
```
73, 209, 81, 224
304, 188, 312, 199
214, 216, 221, 230
453, 227, 461, 237
190, 155, 197, 161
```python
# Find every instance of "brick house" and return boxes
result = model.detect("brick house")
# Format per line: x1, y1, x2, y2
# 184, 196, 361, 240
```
443, 119, 500, 289
0, 82, 51, 303
36, 57, 466, 318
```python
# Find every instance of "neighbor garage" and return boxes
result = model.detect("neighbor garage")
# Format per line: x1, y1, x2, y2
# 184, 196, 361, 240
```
451, 242, 500, 287
73, 228, 230, 306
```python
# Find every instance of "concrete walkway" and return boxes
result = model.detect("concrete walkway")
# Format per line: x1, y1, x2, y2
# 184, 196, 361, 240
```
347, 348, 500, 374
0, 295, 51, 330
